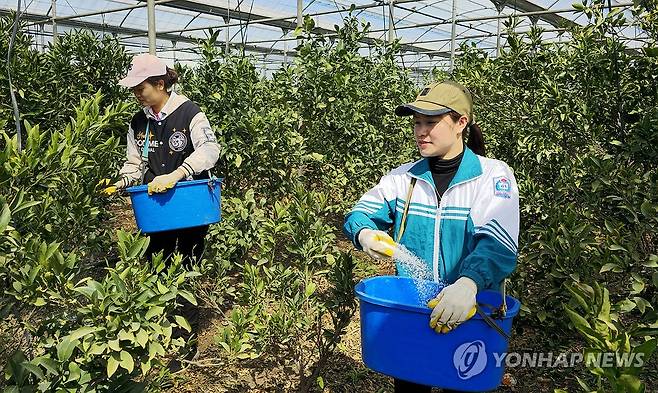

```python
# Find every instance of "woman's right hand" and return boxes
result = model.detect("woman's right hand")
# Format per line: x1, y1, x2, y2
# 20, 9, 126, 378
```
358, 228, 398, 259
100, 178, 129, 195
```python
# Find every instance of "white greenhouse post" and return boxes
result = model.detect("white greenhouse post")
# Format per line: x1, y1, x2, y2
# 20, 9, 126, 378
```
225, 0, 230, 53
496, 2, 504, 57
147, 0, 156, 54
449, 0, 456, 73
297, 0, 302, 48
51, 0, 57, 44
388, 0, 395, 43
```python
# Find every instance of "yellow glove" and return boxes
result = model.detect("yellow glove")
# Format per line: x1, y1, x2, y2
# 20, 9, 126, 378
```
357, 228, 398, 259
99, 178, 128, 196
102, 186, 118, 195
427, 276, 478, 334
147, 167, 187, 195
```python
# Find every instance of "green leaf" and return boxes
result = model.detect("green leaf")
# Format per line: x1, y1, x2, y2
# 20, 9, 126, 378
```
68, 326, 99, 342
0, 203, 10, 232
178, 290, 197, 306
108, 339, 121, 352
56, 337, 79, 362
600, 263, 620, 273
148, 342, 165, 360
31, 356, 58, 375
565, 306, 591, 330
118, 329, 136, 343
305, 281, 317, 297
641, 255, 658, 268
119, 350, 134, 373
67, 362, 81, 382
145, 306, 164, 320
140, 358, 152, 375
618, 374, 643, 392
609, 244, 627, 252
136, 329, 149, 348
107, 353, 120, 377
631, 279, 645, 294
640, 201, 654, 218
617, 299, 637, 312
20, 361, 45, 380
175, 315, 191, 333
575, 375, 591, 391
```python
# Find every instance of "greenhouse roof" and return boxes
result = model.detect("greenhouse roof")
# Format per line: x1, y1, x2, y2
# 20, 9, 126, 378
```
0, 0, 646, 72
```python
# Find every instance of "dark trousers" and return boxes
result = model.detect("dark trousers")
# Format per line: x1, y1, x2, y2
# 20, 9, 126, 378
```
146, 225, 208, 343
394, 379, 466, 392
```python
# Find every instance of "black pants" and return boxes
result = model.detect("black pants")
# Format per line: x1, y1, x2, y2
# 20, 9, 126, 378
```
146, 225, 208, 343
394, 379, 465, 392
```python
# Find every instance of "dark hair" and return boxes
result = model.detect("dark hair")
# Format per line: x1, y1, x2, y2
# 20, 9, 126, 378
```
447, 111, 485, 156
145, 67, 179, 91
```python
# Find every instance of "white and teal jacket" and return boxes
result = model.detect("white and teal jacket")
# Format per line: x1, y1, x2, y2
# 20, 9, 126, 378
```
343, 146, 519, 291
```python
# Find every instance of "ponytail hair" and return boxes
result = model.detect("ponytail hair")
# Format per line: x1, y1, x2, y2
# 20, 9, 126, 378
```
466, 122, 485, 156
145, 67, 179, 92
447, 111, 486, 156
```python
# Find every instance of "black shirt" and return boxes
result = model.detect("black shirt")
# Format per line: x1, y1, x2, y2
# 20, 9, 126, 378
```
428, 148, 464, 199
130, 100, 210, 184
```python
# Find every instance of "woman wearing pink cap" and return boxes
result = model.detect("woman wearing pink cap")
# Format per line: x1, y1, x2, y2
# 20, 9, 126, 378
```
110, 53, 220, 365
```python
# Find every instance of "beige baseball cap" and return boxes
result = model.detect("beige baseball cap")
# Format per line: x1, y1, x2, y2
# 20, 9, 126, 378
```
118, 54, 167, 88
395, 80, 473, 122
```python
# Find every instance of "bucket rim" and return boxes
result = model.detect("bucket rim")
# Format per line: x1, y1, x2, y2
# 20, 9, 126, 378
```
354, 275, 520, 319
126, 177, 224, 194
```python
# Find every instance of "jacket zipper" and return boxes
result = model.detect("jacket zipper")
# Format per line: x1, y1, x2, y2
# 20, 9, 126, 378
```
410, 174, 484, 282
408, 175, 445, 282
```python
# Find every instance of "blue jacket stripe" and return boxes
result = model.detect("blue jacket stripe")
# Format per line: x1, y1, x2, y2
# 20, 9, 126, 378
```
477, 227, 517, 254
395, 206, 435, 219
359, 200, 384, 209
441, 214, 469, 221
397, 198, 437, 211
490, 219, 517, 248
484, 223, 517, 252
442, 206, 471, 212
395, 201, 437, 214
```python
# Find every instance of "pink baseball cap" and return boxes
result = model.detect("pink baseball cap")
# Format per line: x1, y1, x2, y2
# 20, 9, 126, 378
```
118, 54, 167, 88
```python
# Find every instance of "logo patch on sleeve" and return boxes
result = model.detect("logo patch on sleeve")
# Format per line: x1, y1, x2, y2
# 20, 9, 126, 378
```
169, 131, 188, 152
493, 176, 511, 199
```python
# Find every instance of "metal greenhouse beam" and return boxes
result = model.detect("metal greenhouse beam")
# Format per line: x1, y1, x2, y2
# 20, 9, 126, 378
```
26, 0, 177, 27
137, 0, 444, 56
0, 9, 293, 58
490, 0, 577, 28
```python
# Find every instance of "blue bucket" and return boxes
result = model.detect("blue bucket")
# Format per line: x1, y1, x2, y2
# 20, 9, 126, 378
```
355, 275, 520, 391
126, 178, 222, 233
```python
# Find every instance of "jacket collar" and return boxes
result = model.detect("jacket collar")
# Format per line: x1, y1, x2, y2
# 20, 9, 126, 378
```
143, 91, 188, 120
409, 145, 483, 190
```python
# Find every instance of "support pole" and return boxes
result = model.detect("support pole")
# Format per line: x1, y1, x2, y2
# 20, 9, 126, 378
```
496, 2, 505, 57
388, 0, 394, 43
225, 0, 230, 53
51, 0, 57, 44
297, 0, 302, 27
147, 0, 156, 54
297, 0, 302, 48
449, 0, 456, 73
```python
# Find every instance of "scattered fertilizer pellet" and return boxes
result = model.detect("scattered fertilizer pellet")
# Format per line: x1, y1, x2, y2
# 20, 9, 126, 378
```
393, 244, 446, 305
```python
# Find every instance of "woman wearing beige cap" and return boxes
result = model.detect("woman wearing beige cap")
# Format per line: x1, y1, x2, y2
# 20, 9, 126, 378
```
344, 80, 519, 392
110, 53, 220, 366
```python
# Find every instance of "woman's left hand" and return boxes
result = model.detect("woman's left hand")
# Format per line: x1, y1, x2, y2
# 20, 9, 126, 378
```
428, 276, 477, 333
148, 167, 186, 195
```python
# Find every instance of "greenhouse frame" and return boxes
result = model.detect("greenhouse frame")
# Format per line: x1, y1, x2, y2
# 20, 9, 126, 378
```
0, 0, 646, 73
